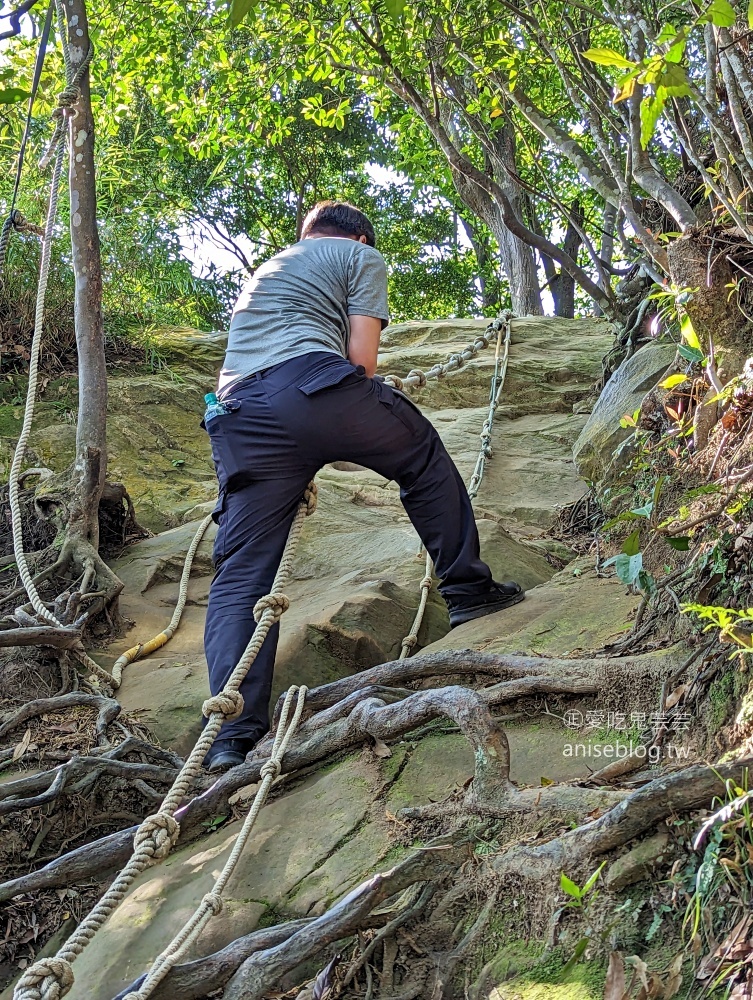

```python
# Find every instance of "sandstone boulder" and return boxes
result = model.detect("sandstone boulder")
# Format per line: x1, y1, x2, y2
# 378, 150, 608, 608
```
572, 342, 676, 484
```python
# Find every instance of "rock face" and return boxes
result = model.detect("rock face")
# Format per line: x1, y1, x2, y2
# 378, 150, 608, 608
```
572, 342, 676, 484
92, 315, 614, 756
605, 829, 671, 890
6, 314, 669, 1000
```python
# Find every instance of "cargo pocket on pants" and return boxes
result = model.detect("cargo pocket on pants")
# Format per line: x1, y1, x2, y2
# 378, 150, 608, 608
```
204, 404, 245, 492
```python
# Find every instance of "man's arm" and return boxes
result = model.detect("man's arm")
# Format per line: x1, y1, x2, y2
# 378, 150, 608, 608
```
348, 315, 382, 376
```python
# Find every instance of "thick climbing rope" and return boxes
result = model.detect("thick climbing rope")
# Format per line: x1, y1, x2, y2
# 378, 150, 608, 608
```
110, 513, 214, 685
382, 311, 510, 392
121, 683, 307, 1000
13, 484, 316, 1000
468, 312, 512, 501
398, 551, 433, 659
395, 310, 514, 657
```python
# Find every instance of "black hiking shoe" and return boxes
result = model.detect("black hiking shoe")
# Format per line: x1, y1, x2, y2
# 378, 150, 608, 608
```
203, 737, 258, 774
447, 580, 525, 629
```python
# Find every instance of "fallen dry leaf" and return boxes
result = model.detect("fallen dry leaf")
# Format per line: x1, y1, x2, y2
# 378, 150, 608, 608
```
663, 952, 684, 998
372, 739, 392, 759
665, 685, 688, 710
730, 969, 753, 999
12, 728, 32, 762
603, 951, 625, 999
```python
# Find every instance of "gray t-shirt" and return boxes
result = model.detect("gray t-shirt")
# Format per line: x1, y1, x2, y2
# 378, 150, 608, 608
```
218, 237, 389, 391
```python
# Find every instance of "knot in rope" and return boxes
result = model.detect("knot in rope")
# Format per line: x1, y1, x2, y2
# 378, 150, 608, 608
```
202, 690, 244, 721
39, 43, 94, 170
53, 80, 83, 117
407, 368, 427, 388
448, 353, 465, 369
14, 957, 74, 1000
133, 812, 180, 862
401, 635, 418, 650
384, 375, 404, 391
253, 592, 290, 623
202, 892, 224, 916
474, 336, 489, 352
14, 215, 45, 237
260, 758, 282, 781
303, 481, 318, 516
420, 574, 433, 590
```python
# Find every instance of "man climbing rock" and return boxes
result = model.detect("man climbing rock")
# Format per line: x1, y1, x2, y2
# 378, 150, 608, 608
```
202, 201, 524, 771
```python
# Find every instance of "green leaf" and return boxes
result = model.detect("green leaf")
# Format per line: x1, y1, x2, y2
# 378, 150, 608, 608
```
384, 0, 406, 22
560, 873, 582, 899
629, 502, 653, 519
659, 63, 692, 95
701, 0, 736, 26
229, 0, 256, 28
681, 315, 701, 351
637, 569, 657, 595
667, 536, 691, 550
640, 91, 666, 148
656, 23, 677, 44
561, 937, 591, 975
0, 88, 31, 104
623, 528, 642, 555
660, 373, 689, 389
582, 47, 636, 69
617, 552, 643, 586
749, 0, 753, 29
651, 475, 667, 510
665, 32, 688, 64
677, 343, 704, 363
581, 860, 606, 894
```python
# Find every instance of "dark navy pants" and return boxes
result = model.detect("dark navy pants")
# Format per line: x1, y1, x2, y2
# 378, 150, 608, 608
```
203, 351, 492, 744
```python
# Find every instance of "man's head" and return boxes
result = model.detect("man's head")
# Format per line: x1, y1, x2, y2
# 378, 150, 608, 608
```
300, 201, 376, 248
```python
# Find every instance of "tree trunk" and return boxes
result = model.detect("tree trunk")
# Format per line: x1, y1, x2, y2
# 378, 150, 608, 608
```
667, 233, 753, 377
487, 128, 542, 316
595, 202, 616, 317
451, 167, 542, 316
444, 113, 542, 316
549, 200, 584, 319
65, 0, 107, 549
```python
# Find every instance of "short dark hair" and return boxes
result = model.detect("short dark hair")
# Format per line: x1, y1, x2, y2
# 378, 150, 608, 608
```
300, 200, 376, 247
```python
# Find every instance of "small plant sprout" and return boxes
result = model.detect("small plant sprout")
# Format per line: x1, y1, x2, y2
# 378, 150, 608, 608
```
559, 860, 607, 909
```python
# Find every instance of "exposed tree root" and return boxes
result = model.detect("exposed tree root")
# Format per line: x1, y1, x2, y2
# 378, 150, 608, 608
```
0, 691, 120, 742
0, 753, 179, 816
104, 757, 753, 1000
0, 660, 627, 901
221, 844, 464, 1000
110, 921, 315, 1000
284, 648, 664, 718
489, 756, 753, 879
0, 626, 83, 649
